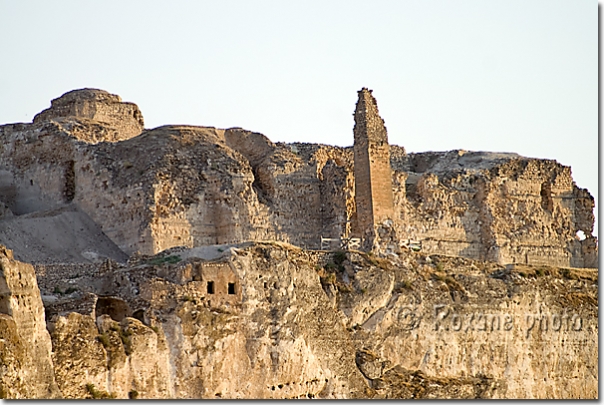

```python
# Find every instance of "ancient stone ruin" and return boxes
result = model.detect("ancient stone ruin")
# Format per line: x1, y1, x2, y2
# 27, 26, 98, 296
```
0, 88, 598, 399
0, 87, 596, 267
353, 87, 395, 250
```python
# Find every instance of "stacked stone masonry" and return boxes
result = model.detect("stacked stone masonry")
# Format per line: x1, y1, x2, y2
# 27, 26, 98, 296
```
0, 88, 597, 268
353, 88, 395, 246
0, 88, 599, 399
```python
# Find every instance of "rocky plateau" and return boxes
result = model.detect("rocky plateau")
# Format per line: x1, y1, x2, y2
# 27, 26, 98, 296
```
0, 89, 598, 398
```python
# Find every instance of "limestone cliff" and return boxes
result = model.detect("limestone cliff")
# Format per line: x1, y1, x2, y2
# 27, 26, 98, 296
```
0, 89, 596, 268
0, 243, 597, 398
0, 246, 59, 398
0, 88, 598, 399
33, 88, 144, 142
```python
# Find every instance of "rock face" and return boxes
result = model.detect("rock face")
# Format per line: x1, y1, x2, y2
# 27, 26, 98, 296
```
0, 88, 598, 398
0, 243, 597, 398
0, 246, 59, 398
391, 150, 598, 268
33, 89, 144, 142
0, 204, 128, 264
0, 88, 596, 267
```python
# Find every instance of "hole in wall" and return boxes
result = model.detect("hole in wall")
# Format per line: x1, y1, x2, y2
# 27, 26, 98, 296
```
64, 160, 76, 202
540, 181, 554, 212
132, 309, 145, 323
95, 297, 131, 322
228, 283, 236, 295
207, 281, 215, 294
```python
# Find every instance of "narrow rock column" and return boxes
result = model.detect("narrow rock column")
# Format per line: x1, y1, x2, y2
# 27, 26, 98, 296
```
0, 246, 60, 398
353, 88, 395, 250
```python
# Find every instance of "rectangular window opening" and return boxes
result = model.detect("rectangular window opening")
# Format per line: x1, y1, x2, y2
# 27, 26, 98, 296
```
228, 283, 236, 295
207, 281, 215, 294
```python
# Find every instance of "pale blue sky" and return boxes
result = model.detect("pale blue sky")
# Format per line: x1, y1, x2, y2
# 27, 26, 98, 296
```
0, 0, 598, 236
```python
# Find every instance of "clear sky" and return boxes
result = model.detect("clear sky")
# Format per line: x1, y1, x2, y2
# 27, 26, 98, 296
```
0, 0, 598, 236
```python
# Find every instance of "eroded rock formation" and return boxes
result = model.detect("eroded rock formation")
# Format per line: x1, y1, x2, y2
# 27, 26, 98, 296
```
0, 88, 598, 399
0, 243, 598, 398
33, 88, 144, 142
0, 246, 59, 398
0, 88, 596, 267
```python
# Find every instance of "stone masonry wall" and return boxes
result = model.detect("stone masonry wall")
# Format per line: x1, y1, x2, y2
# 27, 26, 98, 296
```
353, 88, 395, 245
0, 88, 597, 267
33, 89, 144, 141
390, 150, 597, 268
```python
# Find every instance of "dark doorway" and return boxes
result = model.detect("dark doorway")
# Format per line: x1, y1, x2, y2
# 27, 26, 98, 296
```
96, 297, 131, 321
228, 283, 236, 295
207, 281, 215, 294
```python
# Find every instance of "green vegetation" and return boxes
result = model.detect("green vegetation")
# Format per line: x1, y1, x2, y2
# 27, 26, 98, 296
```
119, 327, 134, 355
561, 268, 578, 280
146, 255, 181, 266
86, 383, 115, 399
97, 333, 110, 348
323, 262, 337, 271
128, 390, 139, 399
394, 280, 413, 293
65, 286, 78, 294
333, 251, 347, 266
320, 272, 336, 286
106, 324, 134, 355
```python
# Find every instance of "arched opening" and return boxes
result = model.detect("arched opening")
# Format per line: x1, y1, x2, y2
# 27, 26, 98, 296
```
132, 309, 145, 324
540, 181, 554, 213
95, 296, 131, 322
64, 160, 76, 203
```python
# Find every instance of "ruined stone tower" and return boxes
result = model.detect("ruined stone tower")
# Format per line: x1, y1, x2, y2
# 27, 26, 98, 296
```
353, 88, 395, 247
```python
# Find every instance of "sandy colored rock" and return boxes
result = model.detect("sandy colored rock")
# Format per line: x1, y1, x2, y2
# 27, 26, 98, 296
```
33, 88, 144, 142
1, 242, 595, 398
0, 88, 598, 399
0, 246, 59, 398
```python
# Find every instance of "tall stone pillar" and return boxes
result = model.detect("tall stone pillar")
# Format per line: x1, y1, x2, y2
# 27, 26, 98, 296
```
353, 88, 395, 250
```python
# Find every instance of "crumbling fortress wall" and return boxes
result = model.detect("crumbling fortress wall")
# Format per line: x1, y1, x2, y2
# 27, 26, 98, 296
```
0, 88, 598, 399
391, 151, 598, 268
0, 88, 597, 268
33, 88, 144, 142
353, 88, 395, 248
